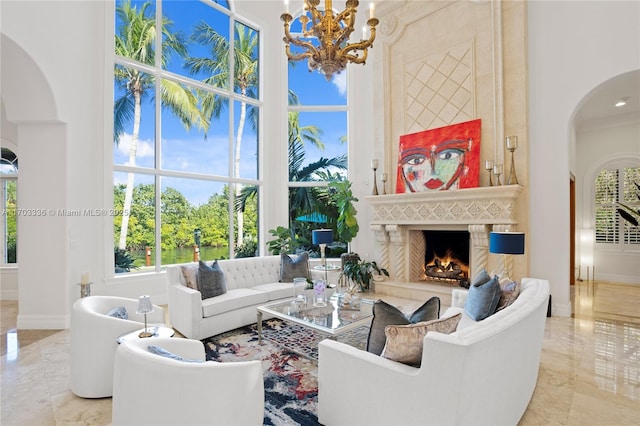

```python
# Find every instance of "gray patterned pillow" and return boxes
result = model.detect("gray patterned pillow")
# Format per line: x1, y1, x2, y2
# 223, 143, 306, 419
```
197, 260, 227, 300
179, 264, 199, 290
496, 277, 520, 311
279, 253, 310, 282
366, 297, 440, 356
381, 313, 462, 367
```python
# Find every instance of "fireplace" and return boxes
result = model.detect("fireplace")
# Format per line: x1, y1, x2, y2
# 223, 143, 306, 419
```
366, 185, 523, 290
422, 230, 470, 287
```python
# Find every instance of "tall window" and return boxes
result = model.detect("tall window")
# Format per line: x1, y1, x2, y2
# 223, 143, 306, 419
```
594, 162, 640, 246
113, 0, 260, 274
1, 148, 17, 264
285, 13, 349, 257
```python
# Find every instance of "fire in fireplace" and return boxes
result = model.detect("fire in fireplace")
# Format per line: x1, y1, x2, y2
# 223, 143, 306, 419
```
422, 230, 470, 287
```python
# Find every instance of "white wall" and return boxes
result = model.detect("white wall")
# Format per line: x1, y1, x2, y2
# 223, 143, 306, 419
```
576, 121, 640, 283
528, 0, 640, 316
0, 0, 378, 327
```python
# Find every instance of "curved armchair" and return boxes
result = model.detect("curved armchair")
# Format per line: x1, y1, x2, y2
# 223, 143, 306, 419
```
70, 295, 165, 398
112, 337, 264, 426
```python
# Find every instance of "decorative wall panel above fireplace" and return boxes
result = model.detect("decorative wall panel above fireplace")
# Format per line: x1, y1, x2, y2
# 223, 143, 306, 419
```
366, 185, 523, 283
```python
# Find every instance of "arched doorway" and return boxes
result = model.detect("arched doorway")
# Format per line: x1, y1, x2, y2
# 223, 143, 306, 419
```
1, 33, 69, 329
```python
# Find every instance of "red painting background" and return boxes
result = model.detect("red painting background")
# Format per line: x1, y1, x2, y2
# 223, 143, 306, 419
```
395, 119, 481, 193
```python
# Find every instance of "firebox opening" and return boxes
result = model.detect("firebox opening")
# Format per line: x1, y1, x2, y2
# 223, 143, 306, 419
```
423, 230, 470, 287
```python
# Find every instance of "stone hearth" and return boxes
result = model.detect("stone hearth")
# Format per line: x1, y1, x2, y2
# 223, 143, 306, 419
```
366, 185, 523, 303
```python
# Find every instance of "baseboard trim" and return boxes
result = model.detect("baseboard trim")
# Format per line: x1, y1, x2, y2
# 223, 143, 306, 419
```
17, 314, 69, 330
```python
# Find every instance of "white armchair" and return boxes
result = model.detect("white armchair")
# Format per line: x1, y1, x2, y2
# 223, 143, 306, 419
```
112, 337, 265, 426
70, 295, 165, 398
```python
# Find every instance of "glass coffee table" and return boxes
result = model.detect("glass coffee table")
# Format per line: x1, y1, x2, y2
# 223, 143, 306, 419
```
256, 294, 373, 344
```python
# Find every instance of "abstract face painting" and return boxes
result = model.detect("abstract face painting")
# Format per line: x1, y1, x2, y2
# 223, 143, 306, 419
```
396, 119, 481, 193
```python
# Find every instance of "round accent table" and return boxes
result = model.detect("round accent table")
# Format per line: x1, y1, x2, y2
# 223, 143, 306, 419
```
116, 325, 175, 344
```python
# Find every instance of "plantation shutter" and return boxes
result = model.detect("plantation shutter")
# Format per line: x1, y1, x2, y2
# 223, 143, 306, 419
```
595, 169, 619, 244
623, 167, 640, 244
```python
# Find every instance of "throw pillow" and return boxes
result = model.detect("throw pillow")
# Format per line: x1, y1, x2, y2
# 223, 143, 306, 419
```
471, 268, 492, 287
279, 253, 310, 282
381, 313, 462, 367
366, 297, 440, 356
496, 277, 520, 311
197, 260, 227, 300
464, 274, 501, 320
106, 306, 128, 319
147, 345, 203, 363
179, 264, 198, 290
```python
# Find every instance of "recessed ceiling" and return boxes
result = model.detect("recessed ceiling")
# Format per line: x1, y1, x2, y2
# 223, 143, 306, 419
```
574, 70, 640, 129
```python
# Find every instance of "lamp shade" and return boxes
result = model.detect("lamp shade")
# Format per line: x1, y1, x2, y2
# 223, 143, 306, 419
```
580, 228, 595, 266
489, 232, 525, 255
136, 295, 154, 315
312, 229, 333, 245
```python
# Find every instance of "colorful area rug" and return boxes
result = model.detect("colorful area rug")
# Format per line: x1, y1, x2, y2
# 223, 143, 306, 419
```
202, 319, 369, 425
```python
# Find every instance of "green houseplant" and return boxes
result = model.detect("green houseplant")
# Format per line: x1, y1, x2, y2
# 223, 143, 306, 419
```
266, 226, 298, 255
328, 180, 359, 245
341, 254, 389, 293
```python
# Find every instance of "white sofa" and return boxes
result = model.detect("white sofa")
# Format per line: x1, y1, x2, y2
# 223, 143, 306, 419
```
318, 277, 550, 426
167, 255, 301, 340
70, 296, 165, 398
112, 337, 264, 426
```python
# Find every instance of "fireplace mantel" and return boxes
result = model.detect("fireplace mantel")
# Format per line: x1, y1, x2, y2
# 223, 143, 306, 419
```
365, 185, 524, 292
366, 185, 523, 226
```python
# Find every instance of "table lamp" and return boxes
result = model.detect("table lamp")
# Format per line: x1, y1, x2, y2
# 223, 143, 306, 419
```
489, 231, 525, 279
136, 295, 155, 338
312, 229, 333, 284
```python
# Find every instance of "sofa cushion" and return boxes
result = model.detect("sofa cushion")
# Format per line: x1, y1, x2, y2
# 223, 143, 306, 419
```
201, 288, 269, 318
381, 313, 462, 367
366, 297, 440, 356
279, 253, 310, 282
464, 274, 501, 320
106, 306, 128, 319
496, 277, 520, 311
179, 263, 199, 290
147, 345, 203, 363
197, 260, 228, 300
252, 282, 295, 300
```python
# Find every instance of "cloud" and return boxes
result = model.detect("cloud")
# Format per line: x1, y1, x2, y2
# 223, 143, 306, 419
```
332, 72, 347, 96
115, 133, 155, 165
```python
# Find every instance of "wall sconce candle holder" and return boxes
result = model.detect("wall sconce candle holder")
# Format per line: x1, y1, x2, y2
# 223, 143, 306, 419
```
371, 159, 379, 195
485, 160, 494, 186
506, 136, 519, 185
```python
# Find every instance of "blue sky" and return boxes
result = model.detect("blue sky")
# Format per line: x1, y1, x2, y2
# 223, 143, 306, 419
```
114, 0, 347, 206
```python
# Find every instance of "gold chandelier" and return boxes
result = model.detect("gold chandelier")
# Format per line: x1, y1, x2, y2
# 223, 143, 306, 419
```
281, 0, 379, 80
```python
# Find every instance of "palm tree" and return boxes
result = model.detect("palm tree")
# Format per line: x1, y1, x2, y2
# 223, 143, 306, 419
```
186, 21, 259, 248
114, 0, 207, 250
235, 110, 346, 229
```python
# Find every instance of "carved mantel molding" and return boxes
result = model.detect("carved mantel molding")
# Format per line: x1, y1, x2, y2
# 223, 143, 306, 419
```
366, 185, 523, 282
366, 185, 522, 226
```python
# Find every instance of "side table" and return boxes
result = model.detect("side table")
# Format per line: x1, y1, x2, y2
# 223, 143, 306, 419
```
117, 325, 175, 344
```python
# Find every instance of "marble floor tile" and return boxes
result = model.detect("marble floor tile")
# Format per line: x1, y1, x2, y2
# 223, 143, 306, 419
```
1, 281, 639, 425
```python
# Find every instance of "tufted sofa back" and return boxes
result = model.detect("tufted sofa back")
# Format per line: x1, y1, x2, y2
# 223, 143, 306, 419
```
216, 255, 283, 289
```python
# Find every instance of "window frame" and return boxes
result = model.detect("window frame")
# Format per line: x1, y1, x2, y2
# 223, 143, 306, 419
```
592, 158, 640, 251
111, 0, 263, 276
